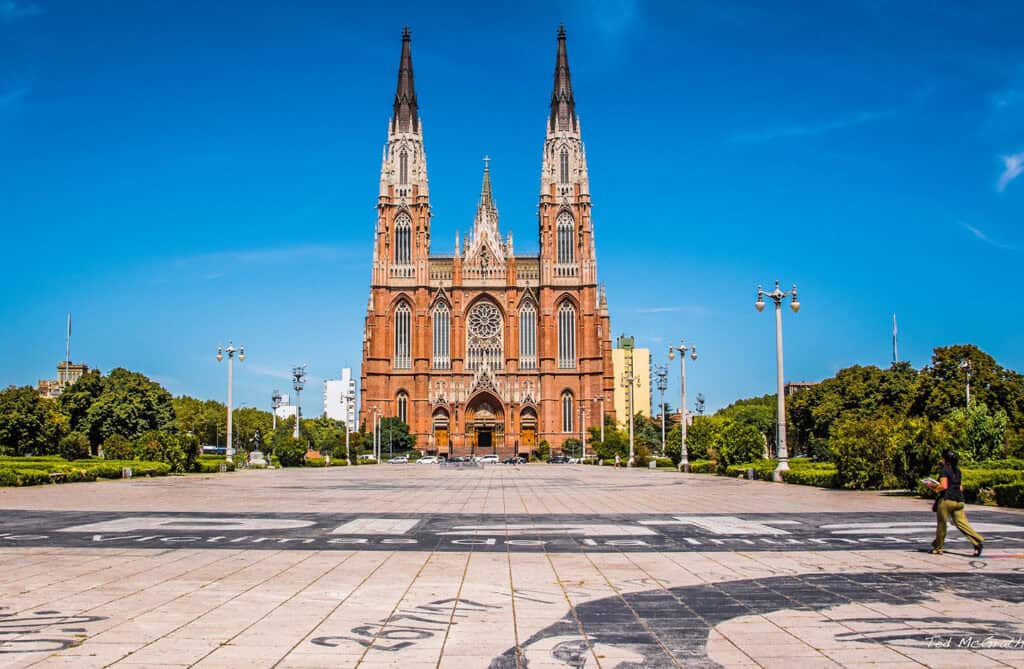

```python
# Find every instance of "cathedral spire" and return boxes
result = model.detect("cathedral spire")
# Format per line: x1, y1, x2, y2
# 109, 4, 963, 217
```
549, 24, 577, 133
479, 155, 496, 215
392, 26, 419, 133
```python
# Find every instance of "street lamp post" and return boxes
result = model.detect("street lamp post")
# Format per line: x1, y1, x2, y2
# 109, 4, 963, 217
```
655, 365, 668, 455
961, 359, 972, 409
291, 366, 307, 440
271, 389, 282, 431
668, 342, 697, 472
344, 387, 355, 463
756, 281, 801, 480
216, 343, 245, 463
577, 399, 587, 460
592, 396, 606, 443
617, 335, 639, 467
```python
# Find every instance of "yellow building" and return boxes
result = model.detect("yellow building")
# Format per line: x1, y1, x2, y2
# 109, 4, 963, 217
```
612, 346, 651, 425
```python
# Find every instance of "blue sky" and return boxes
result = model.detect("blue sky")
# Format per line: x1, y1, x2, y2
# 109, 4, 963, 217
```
1, 0, 1022, 417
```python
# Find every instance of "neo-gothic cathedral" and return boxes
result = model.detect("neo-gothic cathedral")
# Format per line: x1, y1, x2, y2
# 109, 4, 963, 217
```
359, 27, 614, 457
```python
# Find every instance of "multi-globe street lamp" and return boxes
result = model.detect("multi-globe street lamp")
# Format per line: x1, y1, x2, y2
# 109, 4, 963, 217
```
668, 341, 697, 472
271, 389, 282, 431
654, 365, 668, 455
291, 366, 307, 440
755, 280, 801, 479
344, 386, 356, 463
216, 343, 245, 463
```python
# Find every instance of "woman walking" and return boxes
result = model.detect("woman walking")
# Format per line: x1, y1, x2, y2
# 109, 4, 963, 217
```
926, 449, 984, 556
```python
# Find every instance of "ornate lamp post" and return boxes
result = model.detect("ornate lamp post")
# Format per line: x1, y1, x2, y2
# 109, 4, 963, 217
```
668, 342, 697, 472
291, 366, 307, 440
756, 281, 801, 480
344, 386, 356, 463
271, 389, 282, 431
655, 365, 668, 454
592, 396, 606, 443
216, 343, 245, 463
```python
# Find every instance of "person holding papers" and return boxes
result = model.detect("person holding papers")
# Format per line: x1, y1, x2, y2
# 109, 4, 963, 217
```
925, 449, 984, 556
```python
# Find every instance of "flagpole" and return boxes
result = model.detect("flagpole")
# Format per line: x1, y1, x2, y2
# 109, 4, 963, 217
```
64, 313, 71, 385
892, 313, 898, 365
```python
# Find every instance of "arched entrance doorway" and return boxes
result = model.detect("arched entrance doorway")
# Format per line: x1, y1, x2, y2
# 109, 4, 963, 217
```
431, 407, 450, 457
519, 407, 537, 458
465, 393, 504, 456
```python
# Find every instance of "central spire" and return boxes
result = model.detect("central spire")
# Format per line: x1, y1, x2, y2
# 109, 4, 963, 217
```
479, 155, 496, 216
392, 26, 419, 133
549, 24, 577, 133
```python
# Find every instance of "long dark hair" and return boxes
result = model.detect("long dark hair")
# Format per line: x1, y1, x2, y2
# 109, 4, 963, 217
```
941, 449, 960, 469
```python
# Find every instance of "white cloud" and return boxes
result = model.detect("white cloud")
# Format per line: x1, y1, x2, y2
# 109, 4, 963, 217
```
0, 0, 42, 20
731, 109, 896, 143
959, 222, 1014, 251
997, 151, 1024, 192
636, 306, 681, 313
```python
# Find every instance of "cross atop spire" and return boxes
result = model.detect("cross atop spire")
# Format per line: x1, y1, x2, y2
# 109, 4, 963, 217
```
392, 26, 419, 133
549, 23, 577, 133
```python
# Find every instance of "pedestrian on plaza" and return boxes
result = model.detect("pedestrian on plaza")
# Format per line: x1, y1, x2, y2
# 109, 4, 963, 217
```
926, 449, 984, 556
614, 453, 620, 469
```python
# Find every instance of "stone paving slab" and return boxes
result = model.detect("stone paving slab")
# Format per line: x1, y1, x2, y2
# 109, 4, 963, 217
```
0, 465, 1021, 668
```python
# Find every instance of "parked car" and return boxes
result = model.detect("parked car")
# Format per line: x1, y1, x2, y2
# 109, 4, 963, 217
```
449, 456, 472, 463
417, 456, 440, 464
502, 456, 525, 465
548, 455, 571, 464
201, 445, 226, 456
358, 454, 376, 461
478, 454, 499, 464
387, 456, 409, 464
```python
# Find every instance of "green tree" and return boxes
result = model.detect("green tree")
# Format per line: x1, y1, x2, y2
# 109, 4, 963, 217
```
378, 417, 415, 455
0, 386, 68, 456
945, 402, 1008, 463
891, 417, 946, 489
633, 412, 661, 455
58, 369, 102, 433
563, 438, 582, 458
58, 431, 91, 460
713, 421, 764, 473
101, 434, 134, 460
134, 430, 187, 472
913, 345, 1024, 429
232, 407, 274, 453
829, 416, 899, 490
685, 416, 721, 461
79, 369, 175, 447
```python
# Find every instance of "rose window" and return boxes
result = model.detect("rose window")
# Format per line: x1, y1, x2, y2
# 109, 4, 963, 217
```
466, 302, 503, 370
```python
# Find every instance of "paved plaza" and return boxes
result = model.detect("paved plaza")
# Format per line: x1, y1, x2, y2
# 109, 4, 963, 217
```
0, 465, 1022, 668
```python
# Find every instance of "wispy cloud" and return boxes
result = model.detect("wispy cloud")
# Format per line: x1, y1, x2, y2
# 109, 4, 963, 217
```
0, 87, 28, 109
240, 362, 294, 382
959, 222, 1015, 251
731, 109, 896, 143
0, 0, 42, 20
174, 244, 356, 275
997, 152, 1024, 192
636, 306, 681, 314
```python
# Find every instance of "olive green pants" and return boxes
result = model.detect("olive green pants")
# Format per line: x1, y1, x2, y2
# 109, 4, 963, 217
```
933, 499, 984, 551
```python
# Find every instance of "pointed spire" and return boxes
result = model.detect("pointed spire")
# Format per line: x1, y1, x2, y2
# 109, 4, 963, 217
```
549, 24, 577, 133
479, 155, 496, 215
392, 26, 419, 133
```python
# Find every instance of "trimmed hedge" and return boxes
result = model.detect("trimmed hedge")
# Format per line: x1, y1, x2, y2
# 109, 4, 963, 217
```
195, 458, 236, 473
0, 458, 172, 486
305, 457, 326, 467
782, 466, 839, 488
993, 482, 1024, 508
653, 457, 674, 468
689, 459, 716, 473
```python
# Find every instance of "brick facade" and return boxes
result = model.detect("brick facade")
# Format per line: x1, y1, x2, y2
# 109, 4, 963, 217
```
360, 27, 614, 458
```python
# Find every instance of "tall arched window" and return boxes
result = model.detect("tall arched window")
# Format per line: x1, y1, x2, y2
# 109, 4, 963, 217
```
466, 301, 504, 370
558, 301, 576, 369
559, 147, 569, 184
556, 211, 574, 265
519, 303, 537, 370
394, 302, 411, 369
562, 391, 574, 433
397, 392, 408, 424
399, 150, 409, 185
432, 303, 450, 369
395, 213, 412, 265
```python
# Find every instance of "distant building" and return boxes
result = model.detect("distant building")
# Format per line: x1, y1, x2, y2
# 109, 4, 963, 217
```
275, 393, 299, 422
612, 347, 651, 424
785, 381, 818, 397
37, 362, 90, 399
324, 368, 357, 431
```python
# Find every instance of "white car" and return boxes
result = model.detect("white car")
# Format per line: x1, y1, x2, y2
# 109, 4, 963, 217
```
417, 456, 440, 464
387, 456, 409, 464
478, 454, 500, 464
